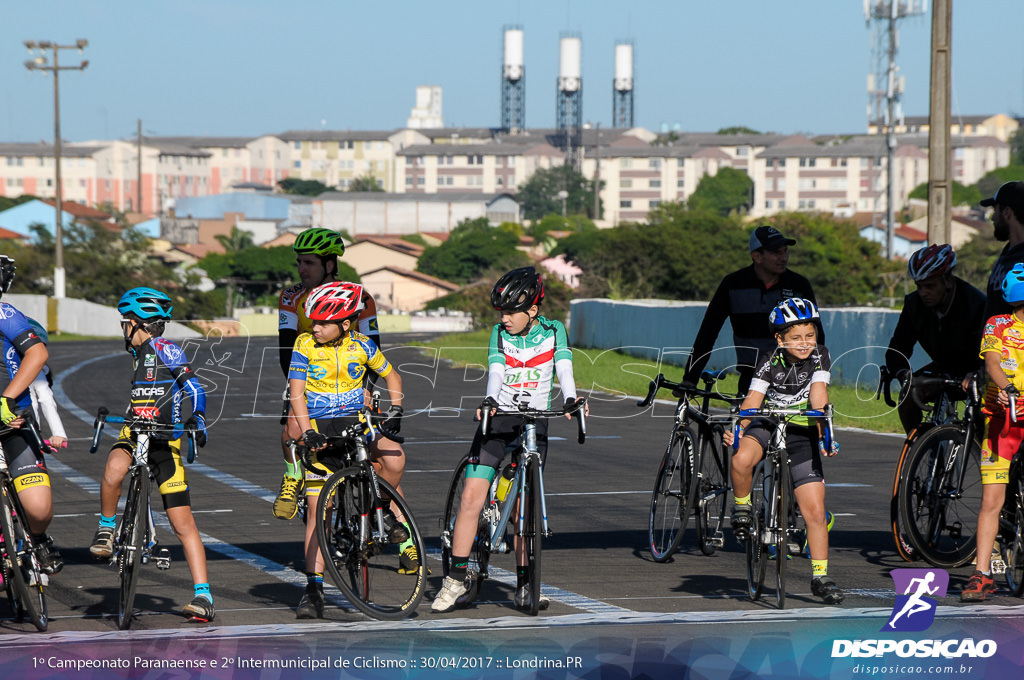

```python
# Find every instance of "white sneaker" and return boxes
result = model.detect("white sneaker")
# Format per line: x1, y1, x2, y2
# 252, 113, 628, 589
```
431, 576, 469, 613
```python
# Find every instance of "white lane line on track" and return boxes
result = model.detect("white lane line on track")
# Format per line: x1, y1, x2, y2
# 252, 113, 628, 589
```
51, 352, 624, 616
6, 602, 1024, 645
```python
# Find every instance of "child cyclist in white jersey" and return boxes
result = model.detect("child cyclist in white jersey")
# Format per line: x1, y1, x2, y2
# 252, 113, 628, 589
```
431, 267, 587, 614
725, 298, 844, 605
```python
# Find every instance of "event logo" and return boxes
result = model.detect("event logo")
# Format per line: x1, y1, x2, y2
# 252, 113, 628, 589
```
883, 568, 948, 632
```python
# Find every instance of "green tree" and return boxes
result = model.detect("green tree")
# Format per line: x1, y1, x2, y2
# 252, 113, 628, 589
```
277, 178, 333, 196
348, 175, 384, 192
517, 166, 596, 221
686, 167, 754, 216
214, 226, 256, 253
0, 195, 39, 213
416, 218, 529, 284
955, 226, 1003, 294
425, 269, 573, 326
1010, 127, 1024, 167
976, 166, 1024, 205
717, 126, 761, 135
906, 181, 982, 207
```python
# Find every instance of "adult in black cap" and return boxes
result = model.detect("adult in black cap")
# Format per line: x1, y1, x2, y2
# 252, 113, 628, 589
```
981, 180, 1024, 320
681, 225, 819, 395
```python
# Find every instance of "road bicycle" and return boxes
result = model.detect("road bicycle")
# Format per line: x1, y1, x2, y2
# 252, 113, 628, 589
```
637, 371, 742, 561
90, 407, 197, 630
310, 408, 427, 621
890, 374, 982, 569
740, 405, 834, 610
879, 369, 977, 563
439, 398, 586, 616
0, 413, 50, 631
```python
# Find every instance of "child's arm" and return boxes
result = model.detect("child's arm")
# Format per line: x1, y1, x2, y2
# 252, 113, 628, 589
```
984, 351, 1013, 407
382, 368, 402, 409
288, 377, 319, 447
809, 381, 838, 457
29, 377, 68, 449
725, 389, 766, 446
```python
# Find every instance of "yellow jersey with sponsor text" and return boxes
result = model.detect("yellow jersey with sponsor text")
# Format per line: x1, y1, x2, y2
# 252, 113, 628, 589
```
289, 331, 392, 419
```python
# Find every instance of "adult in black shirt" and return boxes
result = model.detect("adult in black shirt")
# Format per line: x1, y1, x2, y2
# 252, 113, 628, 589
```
885, 244, 986, 433
982, 181, 1024, 321
682, 226, 818, 395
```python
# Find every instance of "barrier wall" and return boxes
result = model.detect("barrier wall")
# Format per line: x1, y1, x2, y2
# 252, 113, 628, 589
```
6, 294, 200, 339
568, 298, 915, 385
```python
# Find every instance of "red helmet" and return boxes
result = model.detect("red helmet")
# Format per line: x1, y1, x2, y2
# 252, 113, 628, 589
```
304, 282, 365, 322
907, 244, 956, 281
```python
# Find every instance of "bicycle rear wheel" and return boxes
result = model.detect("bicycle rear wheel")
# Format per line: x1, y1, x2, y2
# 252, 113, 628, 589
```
317, 468, 426, 620
890, 430, 922, 562
440, 454, 491, 606
648, 427, 697, 562
1, 482, 46, 631
696, 429, 729, 556
898, 424, 980, 568
771, 457, 790, 610
523, 458, 544, 616
745, 462, 767, 601
118, 472, 147, 630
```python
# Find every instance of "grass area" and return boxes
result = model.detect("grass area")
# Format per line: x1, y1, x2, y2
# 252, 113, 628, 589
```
411, 329, 904, 434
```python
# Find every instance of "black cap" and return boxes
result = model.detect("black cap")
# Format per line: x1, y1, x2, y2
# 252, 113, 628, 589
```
749, 225, 796, 253
980, 180, 1024, 211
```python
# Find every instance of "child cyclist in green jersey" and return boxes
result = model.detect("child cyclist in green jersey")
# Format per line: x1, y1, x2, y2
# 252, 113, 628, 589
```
963, 264, 1024, 601
287, 281, 406, 619
431, 267, 588, 614
724, 298, 844, 605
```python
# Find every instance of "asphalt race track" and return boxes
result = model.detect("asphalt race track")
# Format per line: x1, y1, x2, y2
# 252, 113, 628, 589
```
3, 335, 1022, 679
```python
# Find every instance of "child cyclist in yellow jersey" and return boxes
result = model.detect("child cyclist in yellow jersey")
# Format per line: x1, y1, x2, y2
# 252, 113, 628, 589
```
964, 263, 1024, 601
287, 281, 406, 619
725, 298, 844, 605
431, 267, 588, 614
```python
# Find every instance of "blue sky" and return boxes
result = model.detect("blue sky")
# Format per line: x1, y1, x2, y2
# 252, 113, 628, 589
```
2, 1, 1021, 142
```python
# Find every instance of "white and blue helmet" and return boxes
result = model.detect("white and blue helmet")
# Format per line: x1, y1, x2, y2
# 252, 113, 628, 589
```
769, 298, 820, 333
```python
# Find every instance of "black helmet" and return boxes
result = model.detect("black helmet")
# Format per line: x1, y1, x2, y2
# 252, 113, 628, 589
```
491, 267, 544, 312
0, 256, 14, 296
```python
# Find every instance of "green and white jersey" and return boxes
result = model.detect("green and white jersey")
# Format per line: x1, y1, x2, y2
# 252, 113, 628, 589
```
487, 316, 576, 410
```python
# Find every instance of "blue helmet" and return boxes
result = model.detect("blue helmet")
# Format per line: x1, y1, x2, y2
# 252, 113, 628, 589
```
769, 297, 820, 333
1002, 263, 1024, 305
118, 287, 173, 320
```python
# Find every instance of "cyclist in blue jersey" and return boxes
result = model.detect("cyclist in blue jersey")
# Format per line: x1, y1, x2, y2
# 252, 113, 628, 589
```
724, 298, 843, 605
88, 287, 215, 622
431, 267, 587, 614
0, 255, 63, 575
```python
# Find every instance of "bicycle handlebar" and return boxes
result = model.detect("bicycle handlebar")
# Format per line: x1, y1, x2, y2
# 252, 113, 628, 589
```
636, 371, 741, 409
480, 397, 587, 445
876, 366, 898, 407
89, 406, 200, 463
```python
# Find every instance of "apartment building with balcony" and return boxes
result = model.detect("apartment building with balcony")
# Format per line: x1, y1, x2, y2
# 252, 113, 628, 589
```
0, 142, 100, 205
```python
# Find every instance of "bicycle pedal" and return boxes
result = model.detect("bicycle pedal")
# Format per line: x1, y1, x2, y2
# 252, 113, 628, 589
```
28, 571, 49, 588
786, 542, 800, 556
155, 548, 171, 570
711, 532, 725, 549
543, 529, 553, 539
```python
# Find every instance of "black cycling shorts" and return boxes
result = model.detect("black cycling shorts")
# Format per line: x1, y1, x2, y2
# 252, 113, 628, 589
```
741, 421, 824, 488
468, 415, 549, 470
112, 438, 191, 510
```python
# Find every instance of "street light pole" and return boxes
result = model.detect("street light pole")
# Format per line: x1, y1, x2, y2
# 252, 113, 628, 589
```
24, 39, 89, 299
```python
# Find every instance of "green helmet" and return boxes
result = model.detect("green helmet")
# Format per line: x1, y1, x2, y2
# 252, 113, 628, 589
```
293, 228, 345, 257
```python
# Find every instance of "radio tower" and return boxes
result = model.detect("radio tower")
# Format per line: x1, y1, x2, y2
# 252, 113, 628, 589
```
865, 0, 927, 259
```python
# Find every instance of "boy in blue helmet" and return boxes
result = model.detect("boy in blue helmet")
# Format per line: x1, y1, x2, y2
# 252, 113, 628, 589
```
89, 287, 215, 621
0, 255, 63, 575
724, 297, 843, 605
964, 263, 1024, 601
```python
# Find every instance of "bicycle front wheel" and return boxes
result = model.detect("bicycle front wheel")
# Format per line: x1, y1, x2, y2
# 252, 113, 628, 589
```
898, 424, 981, 569
696, 429, 729, 556
317, 468, 426, 620
771, 457, 790, 610
648, 427, 697, 562
118, 472, 148, 630
1004, 478, 1024, 597
522, 458, 544, 616
745, 462, 767, 601
1, 482, 46, 631
890, 430, 922, 562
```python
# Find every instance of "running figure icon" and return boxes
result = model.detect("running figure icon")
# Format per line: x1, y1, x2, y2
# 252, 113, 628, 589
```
883, 568, 949, 632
